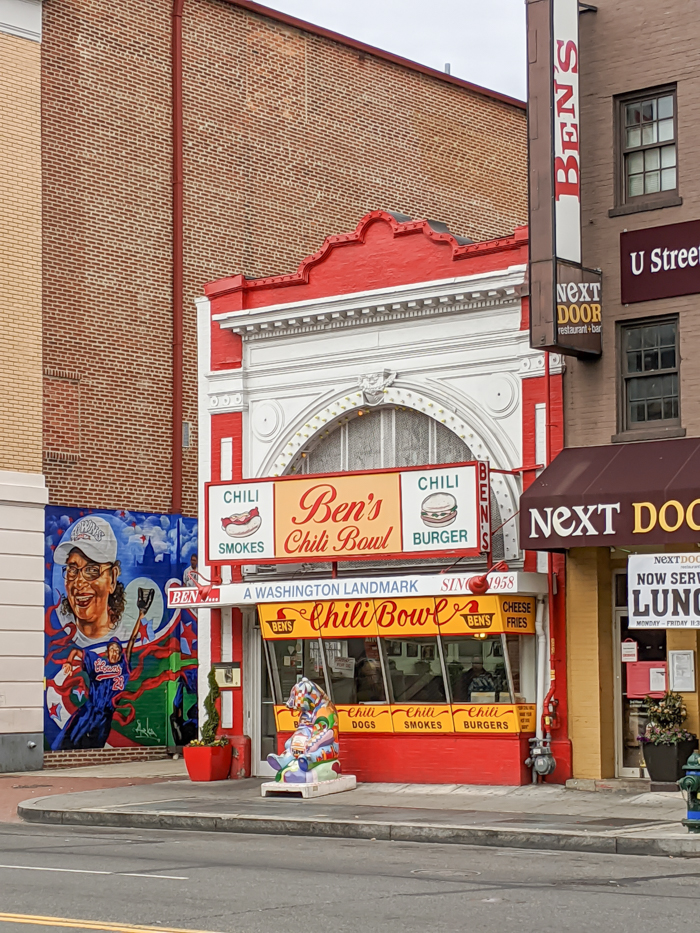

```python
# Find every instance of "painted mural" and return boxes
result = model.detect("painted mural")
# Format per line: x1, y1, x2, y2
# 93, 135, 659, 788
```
44, 507, 199, 751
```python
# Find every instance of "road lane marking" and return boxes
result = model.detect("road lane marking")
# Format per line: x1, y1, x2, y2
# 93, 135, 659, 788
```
0, 866, 110, 876
0, 866, 187, 880
0, 915, 216, 933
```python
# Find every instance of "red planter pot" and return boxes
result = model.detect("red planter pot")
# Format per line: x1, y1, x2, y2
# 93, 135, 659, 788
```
183, 744, 232, 782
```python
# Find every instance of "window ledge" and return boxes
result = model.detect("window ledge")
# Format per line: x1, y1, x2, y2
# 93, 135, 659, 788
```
609, 195, 683, 218
611, 425, 686, 444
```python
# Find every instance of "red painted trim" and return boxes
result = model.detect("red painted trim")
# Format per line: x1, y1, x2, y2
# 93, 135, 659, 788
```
171, 0, 184, 514
233, 608, 244, 734
210, 412, 243, 483
217, 0, 525, 112
520, 294, 530, 331
211, 609, 222, 664
206, 213, 528, 303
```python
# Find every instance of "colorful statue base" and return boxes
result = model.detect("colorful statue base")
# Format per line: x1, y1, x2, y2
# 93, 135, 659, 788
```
261, 773, 357, 798
266, 677, 355, 792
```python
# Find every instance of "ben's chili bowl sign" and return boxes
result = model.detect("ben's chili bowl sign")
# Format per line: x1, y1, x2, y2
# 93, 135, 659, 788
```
206, 462, 489, 565
257, 596, 536, 638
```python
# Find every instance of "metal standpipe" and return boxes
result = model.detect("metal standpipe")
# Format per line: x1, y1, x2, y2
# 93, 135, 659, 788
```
678, 751, 700, 833
526, 594, 556, 781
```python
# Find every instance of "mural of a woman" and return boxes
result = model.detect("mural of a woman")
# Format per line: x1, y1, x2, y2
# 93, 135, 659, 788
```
53, 516, 130, 646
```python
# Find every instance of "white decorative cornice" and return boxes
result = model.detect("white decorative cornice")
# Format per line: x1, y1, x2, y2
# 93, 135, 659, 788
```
0, 0, 42, 42
212, 266, 526, 340
208, 391, 244, 412
518, 353, 565, 379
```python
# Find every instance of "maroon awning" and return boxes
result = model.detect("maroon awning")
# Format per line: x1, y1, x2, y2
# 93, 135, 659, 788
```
519, 437, 700, 550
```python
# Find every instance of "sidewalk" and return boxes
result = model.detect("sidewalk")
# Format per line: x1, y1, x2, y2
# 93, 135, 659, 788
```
0, 758, 188, 824
13, 760, 700, 857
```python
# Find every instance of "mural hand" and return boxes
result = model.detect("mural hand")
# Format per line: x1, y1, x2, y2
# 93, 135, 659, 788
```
137, 587, 155, 613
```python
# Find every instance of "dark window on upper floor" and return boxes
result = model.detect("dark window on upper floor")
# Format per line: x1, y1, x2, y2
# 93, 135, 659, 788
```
619, 317, 680, 434
610, 87, 681, 217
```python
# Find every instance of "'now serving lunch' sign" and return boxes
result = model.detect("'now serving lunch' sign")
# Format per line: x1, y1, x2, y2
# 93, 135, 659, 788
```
206, 461, 490, 566
628, 553, 700, 628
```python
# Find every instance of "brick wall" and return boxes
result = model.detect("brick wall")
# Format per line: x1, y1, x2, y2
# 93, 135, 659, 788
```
565, 0, 700, 447
43, 746, 169, 769
0, 31, 42, 474
43, 0, 527, 515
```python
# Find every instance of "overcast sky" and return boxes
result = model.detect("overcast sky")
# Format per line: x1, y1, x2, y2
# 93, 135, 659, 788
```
259, 0, 527, 101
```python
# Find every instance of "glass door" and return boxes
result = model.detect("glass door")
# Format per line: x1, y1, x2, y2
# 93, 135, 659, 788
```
613, 572, 667, 777
259, 639, 277, 775
243, 610, 275, 777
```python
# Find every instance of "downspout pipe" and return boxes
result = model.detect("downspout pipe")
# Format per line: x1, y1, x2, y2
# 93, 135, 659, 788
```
534, 595, 547, 743
171, 0, 184, 515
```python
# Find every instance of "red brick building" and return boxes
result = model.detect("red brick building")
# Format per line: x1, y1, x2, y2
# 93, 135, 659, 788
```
38, 0, 528, 761
42, 0, 526, 518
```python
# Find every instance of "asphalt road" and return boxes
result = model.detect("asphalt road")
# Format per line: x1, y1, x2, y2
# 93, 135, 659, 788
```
1, 822, 700, 933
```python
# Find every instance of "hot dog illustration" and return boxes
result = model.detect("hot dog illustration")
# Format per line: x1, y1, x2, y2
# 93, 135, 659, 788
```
221, 507, 262, 538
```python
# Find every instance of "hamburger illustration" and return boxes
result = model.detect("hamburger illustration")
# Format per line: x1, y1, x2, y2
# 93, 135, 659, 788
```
420, 492, 457, 527
221, 507, 262, 538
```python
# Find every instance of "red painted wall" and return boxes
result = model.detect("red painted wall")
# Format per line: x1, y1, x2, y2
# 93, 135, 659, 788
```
277, 732, 534, 785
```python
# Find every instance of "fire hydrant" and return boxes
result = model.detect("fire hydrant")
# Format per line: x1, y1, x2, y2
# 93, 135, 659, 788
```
678, 750, 700, 833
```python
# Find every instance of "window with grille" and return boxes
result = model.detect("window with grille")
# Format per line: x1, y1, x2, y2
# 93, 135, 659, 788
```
619, 88, 677, 205
287, 405, 505, 560
621, 318, 680, 431
289, 406, 473, 474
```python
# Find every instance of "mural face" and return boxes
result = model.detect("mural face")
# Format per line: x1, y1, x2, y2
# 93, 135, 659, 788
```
44, 508, 199, 751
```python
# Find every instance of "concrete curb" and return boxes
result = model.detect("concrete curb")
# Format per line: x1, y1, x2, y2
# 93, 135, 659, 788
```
17, 798, 700, 857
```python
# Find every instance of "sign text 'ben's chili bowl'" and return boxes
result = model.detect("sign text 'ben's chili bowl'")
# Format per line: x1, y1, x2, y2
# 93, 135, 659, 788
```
257, 596, 536, 638
206, 462, 490, 565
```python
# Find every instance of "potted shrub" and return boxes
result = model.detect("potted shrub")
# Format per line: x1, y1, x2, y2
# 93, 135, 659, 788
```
639, 691, 698, 783
183, 667, 232, 781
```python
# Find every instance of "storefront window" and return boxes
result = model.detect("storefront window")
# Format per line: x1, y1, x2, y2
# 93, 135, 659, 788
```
262, 621, 535, 709
322, 637, 387, 705
442, 635, 511, 702
266, 638, 327, 703
381, 636, 448, 703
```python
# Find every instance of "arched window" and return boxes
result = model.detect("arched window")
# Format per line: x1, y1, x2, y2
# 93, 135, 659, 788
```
287, 406, 504, 560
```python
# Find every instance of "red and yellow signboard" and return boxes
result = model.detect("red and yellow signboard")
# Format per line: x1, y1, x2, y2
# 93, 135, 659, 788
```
274, 472, 402, 559
207, 461, 490, 565
336, 705, 393, 733
274, 703, 536, 734
390, 705, 454, 733
451, 704, 536, 734
258, 596, 535, 639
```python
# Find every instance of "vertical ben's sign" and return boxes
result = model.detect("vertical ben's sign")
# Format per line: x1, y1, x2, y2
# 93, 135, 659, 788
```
526, 0, 602, 358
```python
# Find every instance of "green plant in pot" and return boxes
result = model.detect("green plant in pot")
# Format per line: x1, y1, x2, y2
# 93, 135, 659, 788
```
639, 691, 698, 783
183, 667, 232, 782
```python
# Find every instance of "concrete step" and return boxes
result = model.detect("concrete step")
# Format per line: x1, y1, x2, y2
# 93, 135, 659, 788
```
566, 777, 652, 794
